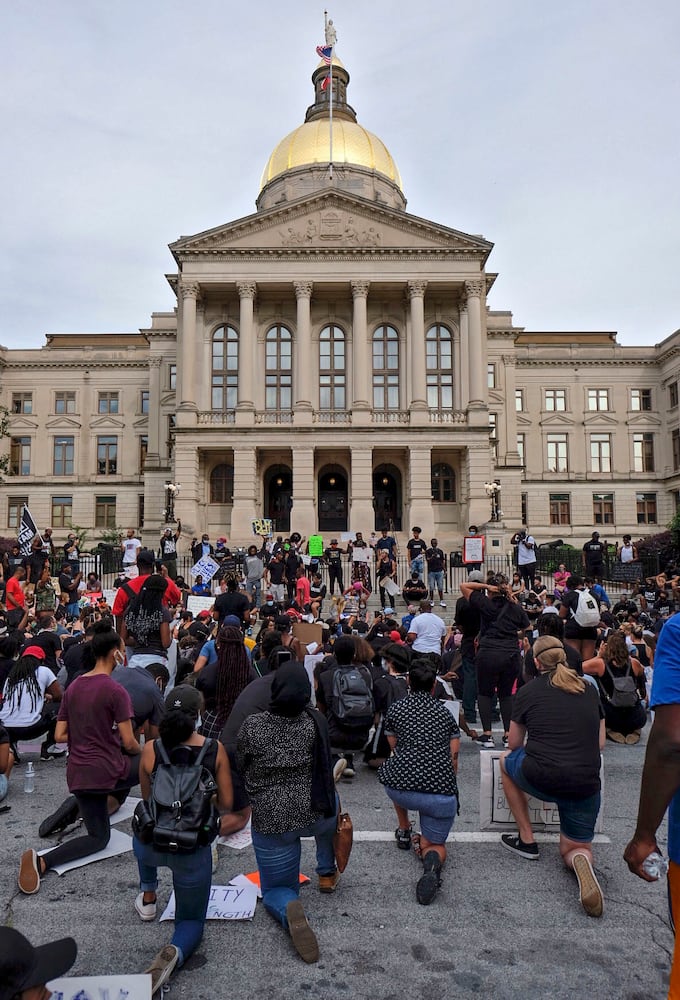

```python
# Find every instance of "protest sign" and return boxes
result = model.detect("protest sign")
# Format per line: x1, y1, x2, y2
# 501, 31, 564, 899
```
218, 819, 253, 850
351, 546, 371, 563
48, 974, 151, 999
187, 595, 214, 617
160, 883, 258, 921
383, 577, 401, 597
463, 535, 484, 564
189, 555, 220, 581
252, 518, 273, 537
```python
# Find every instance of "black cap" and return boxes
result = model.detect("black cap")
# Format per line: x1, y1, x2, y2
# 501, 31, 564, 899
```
137, 548, 155, 566
0, 927, 77, 1000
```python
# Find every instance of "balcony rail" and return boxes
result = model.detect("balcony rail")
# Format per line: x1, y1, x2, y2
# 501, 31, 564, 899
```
429, 409, 467, 424
313, 410, 352, 424
197, 410, 236, 425
371, 410, 411, 424
254, 410, 294, 424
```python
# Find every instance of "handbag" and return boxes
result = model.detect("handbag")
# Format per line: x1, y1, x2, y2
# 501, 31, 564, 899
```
333, 798, 353, 873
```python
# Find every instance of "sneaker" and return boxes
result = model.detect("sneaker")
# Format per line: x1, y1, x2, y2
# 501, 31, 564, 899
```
144, 945, 179, 994
502, 735, 509, 749
333, 758, 347, 782
135, 892, 157, 922
395, 826, 412, 850
476, 734, 495, 749
286, 900, 319, 963
39, 795, 80, 838
343, 754, 355, 778
572, 853, 604, 917
606, 729, 626, 744
416, 851, 442, 905
18, 849, 41, 894
440, 601, 446, 608
625, 731, 641, 745
318, 870, 340, 893
501, 833, 539, 860
40, 744, 67, 760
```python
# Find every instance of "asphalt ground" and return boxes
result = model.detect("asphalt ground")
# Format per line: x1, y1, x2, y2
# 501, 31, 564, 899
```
0, 718, 672, 1000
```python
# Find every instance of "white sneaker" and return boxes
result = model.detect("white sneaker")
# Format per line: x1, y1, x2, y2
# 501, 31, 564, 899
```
134, 891, 157, 922
333, 758, 347, 782
440, 601, 446, 608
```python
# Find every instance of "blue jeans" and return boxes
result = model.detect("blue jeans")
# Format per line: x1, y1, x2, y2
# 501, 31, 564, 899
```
410, 556, 424, 579
0, 774, 7, 801
247, 579, 262, 607
133, 837, 212, 965
252, 810, 338, 928
428, 571, 444, 597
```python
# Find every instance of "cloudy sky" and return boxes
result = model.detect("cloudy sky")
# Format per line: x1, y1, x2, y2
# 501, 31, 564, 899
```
2, 0, 678, 349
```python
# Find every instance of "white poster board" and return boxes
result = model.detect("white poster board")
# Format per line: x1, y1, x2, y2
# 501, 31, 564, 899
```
463, 535, 484, 565
190, 555, 220, 581
39, 829, 133, 875
351, 547, 371, 563
478, 751, 604, 832
383, 577, 401, 597
160, 883, 257, 921
48, 974, 151, 999
187, 595, 215, 616
304, 653, 324, 707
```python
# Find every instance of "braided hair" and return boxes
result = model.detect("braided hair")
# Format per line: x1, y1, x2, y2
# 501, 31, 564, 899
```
213, 626, 251, 727
3, 654, 45, 714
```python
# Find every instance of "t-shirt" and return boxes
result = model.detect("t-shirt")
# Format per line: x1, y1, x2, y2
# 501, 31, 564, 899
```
111, 665, 165, 730
379, 691, 459, 796
324, 547, 344, 566
0, 665, 57, 727
122, 537, 142, 564
159, 535, 178, 558
583, 540, 605, 568
426, 548, 445, 573
26, 631, 62, 672
244, 556, 264, 582
5, 577, 25, 610
650, 614, 680, 863
407, 538, 427, 560
268, 561, 286, 585
408, 612, 446, 653
470, 593, 530, 649
111, 575, 182, 616
214, 591, 250, 623
375, 536, 397, 559
512, 673, 603, 799
316, 665, 374, 749
58, 673, 134, 792
561, 588, 598, 635
296, 576, 311, 605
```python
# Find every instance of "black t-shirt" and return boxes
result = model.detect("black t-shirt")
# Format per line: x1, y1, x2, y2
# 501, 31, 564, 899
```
524, 642, 583, 678
324, 547, 343, 566
220, 673, 276, 754
583, 540, 605, 567
63, 641, 89, 688
512, 673, 603, 798
561, 588, 599, 636
470, 592, 530, 649
425, 548, 445, 573
454, 596, 481, 657
373, 674, 408, 716
214, 591, 250, 623
111, 665, 166, 730
268, 561, 286, 585
26, 631, 62, 672
407, 538, 427, 559
402, 580, 428, 602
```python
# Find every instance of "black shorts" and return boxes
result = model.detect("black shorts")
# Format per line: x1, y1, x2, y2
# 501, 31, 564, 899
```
563, 623, 598, 641
475, 648, 521, 698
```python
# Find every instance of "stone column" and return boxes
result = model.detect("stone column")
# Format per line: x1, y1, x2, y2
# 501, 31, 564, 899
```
230, 447, 258, 541
407, 281, 428, 414
465, 444, 493, 530
459, 298, 469, 410
172, 441, 200, 533
294, 282, 313, 417
350, 447, 374, 533
179, 281, 199, 409
465, 280, 486, 410
79, 372, 93, 477
146, 357, 162, 463
501, 354, 520, 465
408, 445, 433, 536
351, 281, 370, 418
236, 282, 256, 425
292, 446, 316, 538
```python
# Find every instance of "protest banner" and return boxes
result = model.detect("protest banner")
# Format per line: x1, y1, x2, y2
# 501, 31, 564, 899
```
187, 595, 215, 617
463, 535, 484, 564
160, 883, 258, 921
251, 518, 273, 537
189, 555, 220, 581
48, 974, 151, 999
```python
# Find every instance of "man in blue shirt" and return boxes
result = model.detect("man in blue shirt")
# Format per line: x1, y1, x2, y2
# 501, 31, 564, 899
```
625, 611, 680, 995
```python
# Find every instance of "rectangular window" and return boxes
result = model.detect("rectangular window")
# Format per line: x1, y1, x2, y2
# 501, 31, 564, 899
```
51, 495, 73, 528
487, 363, 496, 389
11, 392, 32, 414
550, 493, 571, 526
587, 389, 609, 411
489, 413, 498, 458
545, 389, 566, 411
636, 492, 657, 524
169, 365, 177, 390
547, 433, 568, 472
10, 437, 30, 476
53, 436, 74, 476
633, 432, 655, 472
517, 433, 525, 466
515, 389, 524, 412
98, 391, 119, 414
96, 435, 118, 475
55, 391, 76, 414
140, 390, 149, 414
95, 495, 117, 528
671, 383, 679, 408
674, 429, 680, 471
593, 493, 614, 525
631, 388, 652, 411
521, 492, 528, 526
138, 494, 145, 529
590, 433, 611, 473
8, 496, 28, 530
167, 415, 175, 457
139, 436, 148, 474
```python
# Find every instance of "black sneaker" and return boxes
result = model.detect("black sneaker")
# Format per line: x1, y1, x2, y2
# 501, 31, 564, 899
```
40, 744, 66, 760
502, 736, 509, 749
501, 833, 539, 860
39, 795, 79, 838
395, 826, 412, 850
416, 850, 442, 905
476, 734, 495, 749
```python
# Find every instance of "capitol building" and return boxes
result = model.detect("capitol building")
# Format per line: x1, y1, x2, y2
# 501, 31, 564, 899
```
2, 47, 679, 553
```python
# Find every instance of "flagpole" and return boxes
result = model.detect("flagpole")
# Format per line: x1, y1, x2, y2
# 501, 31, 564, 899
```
329, 47, 333, 182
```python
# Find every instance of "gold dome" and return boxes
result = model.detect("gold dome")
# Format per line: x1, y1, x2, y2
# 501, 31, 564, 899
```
259, 119, 403, 192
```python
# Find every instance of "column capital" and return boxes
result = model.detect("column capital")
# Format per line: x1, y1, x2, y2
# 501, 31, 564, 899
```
148, 356, 163, 369
180, 280, 200, 300
294, 280, 313, 299
459, 296, 468, 315
407, 280, 428, 300
464, 279, 485, 299
351, 280, 370, 299
237, 281, 257, 300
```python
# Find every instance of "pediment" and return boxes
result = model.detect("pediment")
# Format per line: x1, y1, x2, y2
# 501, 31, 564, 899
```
8, 415, 39, 431
133, 415, 149, 430
488, 390, 505, 406
516, 414, 533, 427
539, 413, 575, 427
583, 413, 619, 427
626, 412, 663, 427
88, 415, 125, 430
45, 416, 81, 430
170, 192, 493, 259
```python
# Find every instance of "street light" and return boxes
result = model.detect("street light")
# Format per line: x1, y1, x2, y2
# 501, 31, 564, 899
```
484, 480, 502, 522
164, 482, 181, 523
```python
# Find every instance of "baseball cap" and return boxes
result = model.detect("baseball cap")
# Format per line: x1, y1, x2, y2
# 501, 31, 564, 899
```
23, 645, 46, 660
467, 570, 485, 583
165, 684, 203, 718
383, 606, 394, 615
389, 629, 405, 644
197, 610, 212, 620
137, 548, 155, 566
0, 926, 77, 1000
223, 614, 241, 627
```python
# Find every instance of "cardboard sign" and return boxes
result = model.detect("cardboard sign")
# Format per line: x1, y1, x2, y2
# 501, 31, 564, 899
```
160, 883, 258, 921
478, 751, 604, 832
190, 555, 220, 581
463, 535, 484, 564
292, 621, 323, 648
187, 595, 215, 617
48, 974, 151, 999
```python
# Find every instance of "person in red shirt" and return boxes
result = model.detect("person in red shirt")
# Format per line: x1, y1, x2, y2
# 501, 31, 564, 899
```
295, 567, 311, 608
112, 550, 181, 623
5, 566, 26, 611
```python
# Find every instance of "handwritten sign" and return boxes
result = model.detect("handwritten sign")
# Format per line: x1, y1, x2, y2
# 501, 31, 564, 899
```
189, 555, 220, 581
351, 547, 371, 563
218, 819, 253, 850
48, 974, 151, 1000
463, 535, 484, 564
252, 518, 273, 537
187, 595, 215, 617
160, 883, 257, 921
611, 561, 643, 583
478, 751, 604, 832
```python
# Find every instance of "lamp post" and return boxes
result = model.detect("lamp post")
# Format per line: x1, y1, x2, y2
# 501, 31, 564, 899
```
163, 482, 181, 523
484, 480, 502, 522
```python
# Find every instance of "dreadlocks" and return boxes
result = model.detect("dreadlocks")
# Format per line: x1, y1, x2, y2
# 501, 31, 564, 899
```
213, 626, 251, 727
3, 654, 44, 714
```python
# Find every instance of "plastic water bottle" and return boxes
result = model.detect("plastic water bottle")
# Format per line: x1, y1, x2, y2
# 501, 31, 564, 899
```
24, 761, 35, 794
642, 851, 669, 880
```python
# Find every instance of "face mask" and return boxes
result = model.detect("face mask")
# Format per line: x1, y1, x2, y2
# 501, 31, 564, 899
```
380, 658, 389, 673
113, 649, 125, 666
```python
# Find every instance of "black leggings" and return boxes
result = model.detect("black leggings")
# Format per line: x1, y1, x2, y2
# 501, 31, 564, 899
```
42, 755, 139, 870
6, 702, 59, 749
476, 649, 520, 734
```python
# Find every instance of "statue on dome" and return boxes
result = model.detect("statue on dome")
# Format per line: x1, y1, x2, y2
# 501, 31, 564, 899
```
325, 15, 337, 47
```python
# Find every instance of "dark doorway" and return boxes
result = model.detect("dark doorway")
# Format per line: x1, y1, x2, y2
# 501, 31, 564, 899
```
373, 465, 402, 531
265, 465, 292, 533
318, 468, 348, 532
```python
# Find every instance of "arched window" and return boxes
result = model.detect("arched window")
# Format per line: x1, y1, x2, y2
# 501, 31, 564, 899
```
211, 326, 238, 410
319, 325, 346, 410
265, 325, 292, 410
210, 463, 234, 504
431, 462, 456, 502
372, 325, 399, 410
426, 325, 453, 410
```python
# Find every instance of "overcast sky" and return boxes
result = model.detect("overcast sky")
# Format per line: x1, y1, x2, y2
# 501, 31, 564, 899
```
2, 0, 678, 349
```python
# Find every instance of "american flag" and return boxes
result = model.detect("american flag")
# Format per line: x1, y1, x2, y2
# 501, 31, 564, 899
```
316, 45, 332, 64
321, 74, 331, 91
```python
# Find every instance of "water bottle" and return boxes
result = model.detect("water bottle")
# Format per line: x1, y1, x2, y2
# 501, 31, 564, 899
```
24, 761, 35, 794
641, 851, 669, 880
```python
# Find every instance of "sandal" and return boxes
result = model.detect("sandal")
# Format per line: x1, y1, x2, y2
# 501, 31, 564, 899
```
411, 832, 423, 858
395, 826, 412, 850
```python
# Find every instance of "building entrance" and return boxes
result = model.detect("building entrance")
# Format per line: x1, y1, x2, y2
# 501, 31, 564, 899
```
373, 465, 402, 531
264, 465, 292, 533
318, 468, 348, 532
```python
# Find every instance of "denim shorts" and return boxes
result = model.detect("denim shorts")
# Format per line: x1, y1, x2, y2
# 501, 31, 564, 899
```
384, 786, 457, 844
503, 746, 600, 843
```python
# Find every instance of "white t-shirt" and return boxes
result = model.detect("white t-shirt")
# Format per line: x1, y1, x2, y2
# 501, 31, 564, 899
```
517, 536, 536, 566
122, 537, 142, 564
0, 666, 57, 727
409, 612, 447, 653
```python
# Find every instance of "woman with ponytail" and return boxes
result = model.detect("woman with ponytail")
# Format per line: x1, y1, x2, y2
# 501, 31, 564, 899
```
499, 635, 606, 918
17, 622, 142, 894
133, 685, 232, 995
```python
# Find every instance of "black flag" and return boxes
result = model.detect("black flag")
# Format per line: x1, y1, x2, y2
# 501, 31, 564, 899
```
18, 505, 40, 556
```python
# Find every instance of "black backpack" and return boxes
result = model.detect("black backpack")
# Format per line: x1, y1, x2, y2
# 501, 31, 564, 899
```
132, 740, 219, 853
331, 665, 374, 728
604, 661, 639, 709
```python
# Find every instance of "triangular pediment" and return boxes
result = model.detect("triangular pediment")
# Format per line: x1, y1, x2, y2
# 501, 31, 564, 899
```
8, 415, 39, 431
583, 413, 619, 427
45, 416, 81, 430
89, 415, 125, 430
539, 413, 575, 427
626, 412, 663, 428
516, 414, 533, 427
133, 415, 149, 430
170, 191, 493, 260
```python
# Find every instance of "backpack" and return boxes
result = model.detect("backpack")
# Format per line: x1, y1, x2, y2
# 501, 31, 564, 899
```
132, 740, 219, 853
572, 589, 601, 627
603, 661, 639, 709
331, 665, 374, 728
121, 581, 164, 648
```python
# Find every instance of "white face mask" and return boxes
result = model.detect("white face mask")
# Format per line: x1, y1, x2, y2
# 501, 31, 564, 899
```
113, 649, 125, 666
